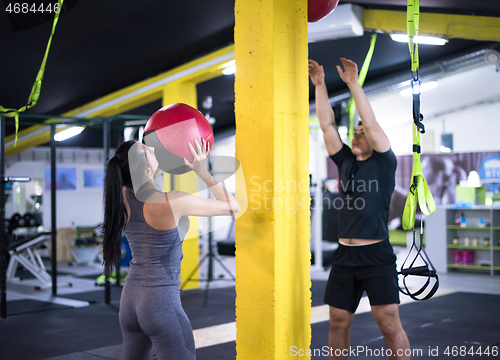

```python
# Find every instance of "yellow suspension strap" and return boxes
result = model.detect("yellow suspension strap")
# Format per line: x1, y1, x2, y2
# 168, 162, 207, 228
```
0, 0, 65, 146
397, 0, 438, 301
347, 33, 377, 145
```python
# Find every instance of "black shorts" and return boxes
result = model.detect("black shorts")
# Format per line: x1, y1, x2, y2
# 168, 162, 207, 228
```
324, 239, 400, 313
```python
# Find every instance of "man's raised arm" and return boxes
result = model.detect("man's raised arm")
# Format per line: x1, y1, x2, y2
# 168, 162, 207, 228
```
309, 59, 344, 156
336, 57, 391, 153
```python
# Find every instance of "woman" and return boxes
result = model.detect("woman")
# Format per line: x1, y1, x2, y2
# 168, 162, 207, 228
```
102, 138, 240, 360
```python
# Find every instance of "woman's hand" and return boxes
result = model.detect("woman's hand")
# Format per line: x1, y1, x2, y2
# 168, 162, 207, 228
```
308, 59, 325, 86
184, 138, 210, 174
336, 57, 359, 86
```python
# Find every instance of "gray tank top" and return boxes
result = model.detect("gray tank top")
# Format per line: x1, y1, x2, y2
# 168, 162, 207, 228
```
124, 188, 189, 286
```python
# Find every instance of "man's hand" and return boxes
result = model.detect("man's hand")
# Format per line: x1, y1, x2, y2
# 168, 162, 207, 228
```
308, 59, 325, 86
336, 57, 359, 86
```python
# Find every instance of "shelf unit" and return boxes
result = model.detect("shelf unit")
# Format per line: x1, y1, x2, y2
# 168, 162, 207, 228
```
445, 206, 500, 276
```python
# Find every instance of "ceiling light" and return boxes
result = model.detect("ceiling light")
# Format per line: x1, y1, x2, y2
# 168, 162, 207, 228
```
400, 81, 438, 97
440, 146, 452, 153
54, 126, 84, 141
390, 34, 448, 46
484, 49, 500, 72
222, 60, 236, 75
222, 65, 236, 75
484, 49, 500, 65
4, 176, 31, 182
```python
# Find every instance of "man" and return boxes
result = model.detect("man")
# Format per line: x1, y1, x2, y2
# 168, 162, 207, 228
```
309, 58, 411, 360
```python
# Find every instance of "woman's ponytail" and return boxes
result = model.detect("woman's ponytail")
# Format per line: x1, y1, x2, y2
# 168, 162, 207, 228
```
102, 156, 127, 276
101, 140, 147, 275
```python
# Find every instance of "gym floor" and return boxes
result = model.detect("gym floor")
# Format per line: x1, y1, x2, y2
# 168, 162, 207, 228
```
1, 247, 500, 360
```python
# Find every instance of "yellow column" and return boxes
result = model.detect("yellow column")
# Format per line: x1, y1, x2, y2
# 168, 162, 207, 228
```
162, 82, 200, 290
235, 0, 311, 359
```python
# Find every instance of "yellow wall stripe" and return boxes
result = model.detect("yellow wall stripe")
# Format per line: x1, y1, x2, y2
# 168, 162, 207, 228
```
364, 9, 500, 42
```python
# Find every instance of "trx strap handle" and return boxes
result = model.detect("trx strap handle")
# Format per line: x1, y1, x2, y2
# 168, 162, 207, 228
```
399, 265, 431, 276
396, 231, 439, 301
0, 0, 65, 146
397, 0, 438, 301
402, 0, 435, 231
348, 33, 377, 145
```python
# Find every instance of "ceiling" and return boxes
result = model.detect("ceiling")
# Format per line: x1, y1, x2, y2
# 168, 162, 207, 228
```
1, 0, 500, 148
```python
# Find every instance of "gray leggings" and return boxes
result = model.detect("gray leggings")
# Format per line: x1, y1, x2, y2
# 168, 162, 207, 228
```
119, 283, 196, 360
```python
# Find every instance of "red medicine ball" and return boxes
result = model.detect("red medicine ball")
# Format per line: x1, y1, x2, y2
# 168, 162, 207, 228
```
143, 103, 214, 174
308, 0, 339, 23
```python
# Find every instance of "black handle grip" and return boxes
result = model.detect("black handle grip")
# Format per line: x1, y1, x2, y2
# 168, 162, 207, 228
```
400, 266, 435, 277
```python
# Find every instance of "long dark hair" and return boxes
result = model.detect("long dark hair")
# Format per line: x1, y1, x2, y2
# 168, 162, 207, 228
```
102, 140, 136, 276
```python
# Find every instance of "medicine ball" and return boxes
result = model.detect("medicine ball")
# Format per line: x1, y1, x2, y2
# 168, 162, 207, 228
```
144, 103, 214, 174
308, 0, 339, 22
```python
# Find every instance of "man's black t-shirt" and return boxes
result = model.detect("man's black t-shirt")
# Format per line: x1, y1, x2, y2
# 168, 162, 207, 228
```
329, 144, 397, 239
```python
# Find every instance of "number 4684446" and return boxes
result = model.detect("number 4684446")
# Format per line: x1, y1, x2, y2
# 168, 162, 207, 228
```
5, 3, 61, 14
444, 346, 498, 357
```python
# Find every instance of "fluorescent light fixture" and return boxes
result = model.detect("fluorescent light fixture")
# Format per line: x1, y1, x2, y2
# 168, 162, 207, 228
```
222, 65, 236, 75
390, 34, 448, 46
400, 81, 438, 97
54, 126, 84, 141
4, 176, 31, 182
222, 60, 236, 75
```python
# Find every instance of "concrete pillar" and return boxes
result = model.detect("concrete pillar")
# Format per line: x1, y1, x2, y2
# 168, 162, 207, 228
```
234, 0, 311, 358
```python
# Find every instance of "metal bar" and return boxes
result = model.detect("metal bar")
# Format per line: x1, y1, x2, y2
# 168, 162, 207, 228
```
4, 120, 147, 127
18, 114, 104, 122
8, 120, 100, 126
103, 118, 111, 304
17, 113, 149, 121
0, 115, 7, 319
108, 115, 150, 121
50, 124, 57, 296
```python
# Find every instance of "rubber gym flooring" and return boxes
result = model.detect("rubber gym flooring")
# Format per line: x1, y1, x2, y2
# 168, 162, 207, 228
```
1, 277, 500, 360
